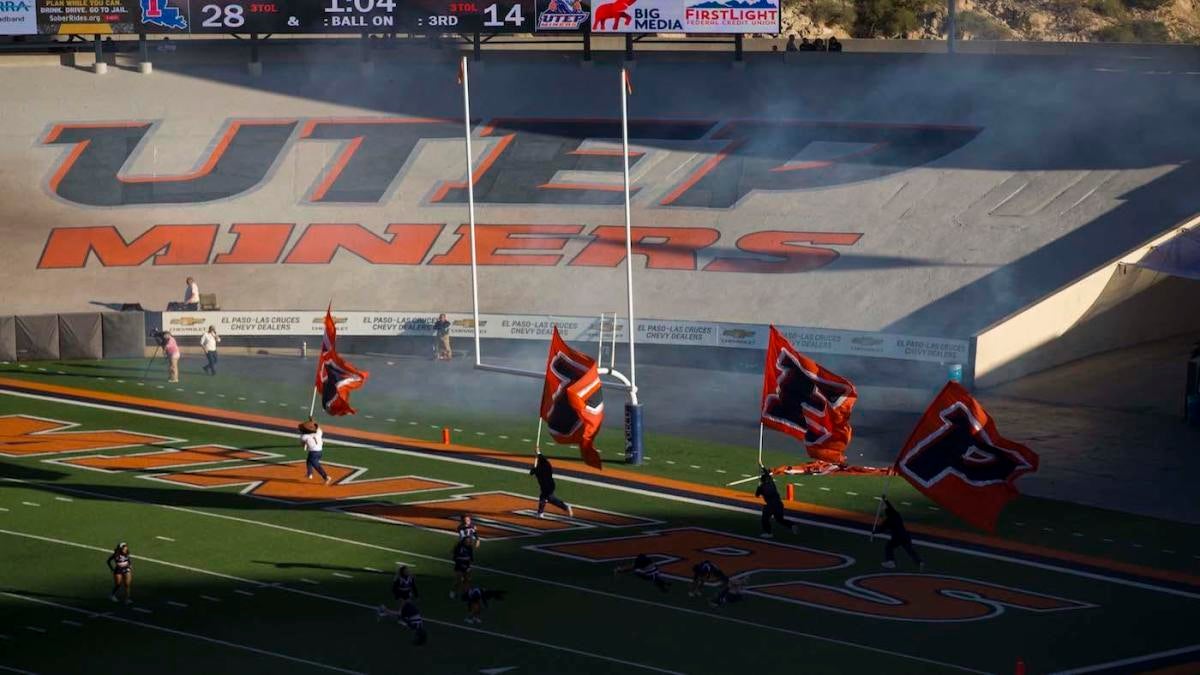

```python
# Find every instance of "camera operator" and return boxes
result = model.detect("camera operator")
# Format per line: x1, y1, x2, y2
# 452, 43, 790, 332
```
162, 331, 181, 383
201, 325, 220, 376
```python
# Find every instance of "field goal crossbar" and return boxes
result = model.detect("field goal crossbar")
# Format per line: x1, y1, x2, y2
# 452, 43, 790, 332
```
460, 56, 640, 407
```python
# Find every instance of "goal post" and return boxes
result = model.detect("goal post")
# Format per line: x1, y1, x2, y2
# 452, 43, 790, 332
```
458, 57, 644, 463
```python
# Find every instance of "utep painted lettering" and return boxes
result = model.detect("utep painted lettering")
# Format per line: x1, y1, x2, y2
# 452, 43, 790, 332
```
38, 224, 863, 273
41, 118, 980, 208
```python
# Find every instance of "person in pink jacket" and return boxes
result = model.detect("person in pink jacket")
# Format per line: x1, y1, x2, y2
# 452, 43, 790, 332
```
163, 331, 181, 383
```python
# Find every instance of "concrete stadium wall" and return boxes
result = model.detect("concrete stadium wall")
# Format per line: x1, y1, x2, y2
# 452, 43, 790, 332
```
2, 49, 1199, 359
973, 217, 1200, 388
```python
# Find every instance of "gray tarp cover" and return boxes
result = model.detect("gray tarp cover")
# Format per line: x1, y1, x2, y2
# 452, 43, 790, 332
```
59, 313, 104, 360
16, 314, 59, 361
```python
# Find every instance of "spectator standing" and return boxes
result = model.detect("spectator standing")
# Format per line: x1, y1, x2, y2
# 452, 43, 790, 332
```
785, 34, 798, 51
200, 325, 220, 375
163, 331, 181, 383
800, 37, 815, 51
828, 36, 843, 52
433, 313, 452, 361
184, 277, 200, 310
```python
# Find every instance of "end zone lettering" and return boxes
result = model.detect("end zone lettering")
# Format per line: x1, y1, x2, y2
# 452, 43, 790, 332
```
38, 223, 862, 274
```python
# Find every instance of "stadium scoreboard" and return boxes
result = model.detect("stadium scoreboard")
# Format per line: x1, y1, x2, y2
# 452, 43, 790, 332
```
186, 1, 401, 33
399, 1, 534, 33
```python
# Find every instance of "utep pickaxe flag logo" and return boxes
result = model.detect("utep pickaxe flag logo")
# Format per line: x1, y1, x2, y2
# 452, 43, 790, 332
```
315, 306, 368, 416
895, 381, 1038, 532
540, 327, 604, 469
140, 0, 187, 30
760, 326, 857, 464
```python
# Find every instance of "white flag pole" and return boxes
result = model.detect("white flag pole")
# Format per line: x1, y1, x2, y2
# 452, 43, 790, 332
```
460, 56, 482, 366
757, 422, 765, 468
620, 67, 638, 406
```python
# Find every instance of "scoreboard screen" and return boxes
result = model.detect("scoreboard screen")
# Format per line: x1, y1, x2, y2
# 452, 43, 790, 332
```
185, 0, 401, 34
399, 1, 535, 33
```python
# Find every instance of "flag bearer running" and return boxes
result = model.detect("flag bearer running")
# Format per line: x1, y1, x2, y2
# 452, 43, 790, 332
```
530, 454, 574, 519
755, 467, 799, 538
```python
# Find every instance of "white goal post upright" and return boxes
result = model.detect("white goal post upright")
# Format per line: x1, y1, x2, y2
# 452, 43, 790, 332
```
457, 59, 644, 461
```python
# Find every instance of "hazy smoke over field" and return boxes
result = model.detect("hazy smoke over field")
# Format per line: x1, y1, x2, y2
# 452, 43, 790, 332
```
213, 42, 1200, 455
14, 39, 1200, 468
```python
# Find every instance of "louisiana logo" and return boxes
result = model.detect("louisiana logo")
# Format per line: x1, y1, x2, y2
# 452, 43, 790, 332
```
140, 0, 187, 30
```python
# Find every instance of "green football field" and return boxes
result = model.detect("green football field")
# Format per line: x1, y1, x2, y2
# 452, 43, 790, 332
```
1, 361, 1199, 674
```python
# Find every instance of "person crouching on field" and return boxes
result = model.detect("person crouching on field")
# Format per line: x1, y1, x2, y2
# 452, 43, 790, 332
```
530, 454, 573, 519
711, 576, 746, 608
688, 560, 728, 599
755, 467, 800, 538
878, 496, 924, 571
107, 542, 133, 605
614, 553, 671, 592
298, 417, 331, 485
461, 585, 506, 624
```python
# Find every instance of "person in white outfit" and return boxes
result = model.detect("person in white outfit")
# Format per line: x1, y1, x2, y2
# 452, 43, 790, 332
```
299, 418, 331, 484
200, 326, 220, 375
184, 277, 200, 309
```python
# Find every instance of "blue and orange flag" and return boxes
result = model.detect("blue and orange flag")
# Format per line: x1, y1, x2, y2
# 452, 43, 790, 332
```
314, 306, 368, 416
540, 327, 604, 469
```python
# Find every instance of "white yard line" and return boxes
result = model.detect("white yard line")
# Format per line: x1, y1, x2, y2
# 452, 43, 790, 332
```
2, 388, 1197, 606
1052, 644, 1200, 674
2, 591, 364, 674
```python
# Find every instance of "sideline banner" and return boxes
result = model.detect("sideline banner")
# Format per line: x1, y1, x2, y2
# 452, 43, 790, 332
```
0, 0, 36, 35
587, 0, 779, 34
162, 311, 968, 364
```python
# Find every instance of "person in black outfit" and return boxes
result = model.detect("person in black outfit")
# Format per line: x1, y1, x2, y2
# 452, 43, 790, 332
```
614, 553, 671, 592
398, 601, 428, 645
461, 585, 507, 624
451, 539, 474, 599
377, 565, 426, 643
106, 542, 134, 605
877, 497, 924, 570
755, 467, 800, 538
688, 560, 728, 599
530, 454, 574, 519
457, 514, 480, 550
828, 36, 843, 52
378, 565, 418, 613
711, 577, 746, 608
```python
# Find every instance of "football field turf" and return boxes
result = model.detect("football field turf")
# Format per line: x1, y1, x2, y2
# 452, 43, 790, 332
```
2, 369, 1199, 674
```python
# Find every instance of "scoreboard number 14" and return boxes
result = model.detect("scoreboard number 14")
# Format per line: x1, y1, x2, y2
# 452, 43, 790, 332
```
482, 2, 525, 27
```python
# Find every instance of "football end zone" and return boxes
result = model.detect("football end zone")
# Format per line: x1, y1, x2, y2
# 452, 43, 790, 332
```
2, 375, 1195, 594
1, 376, 1199, 674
